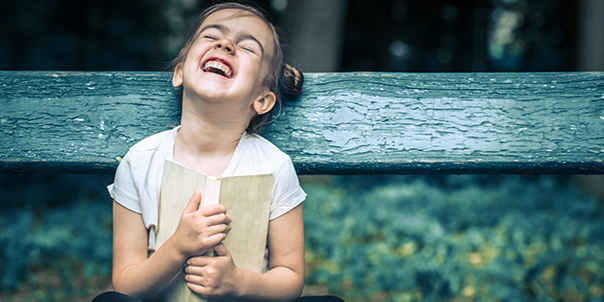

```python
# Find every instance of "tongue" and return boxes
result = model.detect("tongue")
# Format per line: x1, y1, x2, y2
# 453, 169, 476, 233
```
206, 67, 227, 78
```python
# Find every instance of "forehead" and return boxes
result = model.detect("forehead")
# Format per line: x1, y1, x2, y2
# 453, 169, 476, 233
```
200, 8, 275, 53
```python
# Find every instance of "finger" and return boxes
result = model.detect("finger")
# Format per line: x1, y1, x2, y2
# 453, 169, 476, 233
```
183, 190, 202, 214
186, 282, 210, 297
187, 255, 213, 266
201, 232, 227, 248
213, 243, 231, 257
198, 203, 228, 216
202, 223, 231, 236
185, 273, 205, 285
184, 263, 205, 276
203, 213, 232, 227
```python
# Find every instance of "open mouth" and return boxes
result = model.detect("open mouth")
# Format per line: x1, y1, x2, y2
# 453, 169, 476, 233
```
202, 59, 233, 78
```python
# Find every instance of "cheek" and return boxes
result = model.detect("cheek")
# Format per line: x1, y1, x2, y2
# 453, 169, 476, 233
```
183, 43, 207, 67
239, 59, 266, 87
258, 62, 275, 90
254, 58, 273, 82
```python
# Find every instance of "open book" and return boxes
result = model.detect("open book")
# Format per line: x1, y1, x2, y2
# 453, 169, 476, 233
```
155, 159, 273, 302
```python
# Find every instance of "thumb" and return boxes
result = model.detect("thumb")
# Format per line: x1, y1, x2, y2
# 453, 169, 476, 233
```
183, 189, 202, 214
213, 243, 231, 257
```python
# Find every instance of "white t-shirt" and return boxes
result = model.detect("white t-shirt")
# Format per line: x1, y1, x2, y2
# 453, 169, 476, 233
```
108, 126, 306, 251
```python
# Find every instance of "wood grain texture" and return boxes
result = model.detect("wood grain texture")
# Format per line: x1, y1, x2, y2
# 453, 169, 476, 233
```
1, 71, 603, 174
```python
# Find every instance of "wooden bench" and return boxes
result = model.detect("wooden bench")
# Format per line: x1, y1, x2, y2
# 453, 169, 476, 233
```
1, 71, 603, 174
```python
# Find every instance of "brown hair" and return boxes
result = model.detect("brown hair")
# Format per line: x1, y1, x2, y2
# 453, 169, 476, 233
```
170, 1, 303, 134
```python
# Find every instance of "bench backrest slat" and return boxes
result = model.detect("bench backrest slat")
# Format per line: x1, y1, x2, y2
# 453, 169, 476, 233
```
1, 71, 602, 174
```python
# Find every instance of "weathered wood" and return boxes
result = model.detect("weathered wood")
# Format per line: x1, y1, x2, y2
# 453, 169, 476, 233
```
1, 71, 603, 174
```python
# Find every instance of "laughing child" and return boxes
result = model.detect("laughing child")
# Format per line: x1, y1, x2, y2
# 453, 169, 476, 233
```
95, 2, 326, 301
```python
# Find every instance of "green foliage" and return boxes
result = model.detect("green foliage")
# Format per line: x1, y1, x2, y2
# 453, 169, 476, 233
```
301, 175, 604, 301
0, 176, 113, 300
2, 175, 603, 301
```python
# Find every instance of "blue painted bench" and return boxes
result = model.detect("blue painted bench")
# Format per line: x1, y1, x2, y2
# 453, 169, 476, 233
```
1, 71, 603, 174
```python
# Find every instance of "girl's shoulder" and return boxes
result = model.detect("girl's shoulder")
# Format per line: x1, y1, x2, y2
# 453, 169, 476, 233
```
120, 127, 177, 170
241, 133, 289, 159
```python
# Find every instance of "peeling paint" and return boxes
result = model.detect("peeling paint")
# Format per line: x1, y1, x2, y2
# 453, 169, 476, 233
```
1, 71, 603, 174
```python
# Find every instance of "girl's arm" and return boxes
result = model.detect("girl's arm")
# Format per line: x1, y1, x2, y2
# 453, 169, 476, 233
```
112, 201, 184, 300
112, 190, 231, 300
184, 203, 305, 301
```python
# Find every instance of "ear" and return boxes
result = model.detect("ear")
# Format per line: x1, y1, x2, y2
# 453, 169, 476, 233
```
172, 64, 183, 87
252, 90, 276, 115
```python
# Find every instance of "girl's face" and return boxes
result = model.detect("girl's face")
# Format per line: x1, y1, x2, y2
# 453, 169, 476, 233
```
173, 9, 276, 115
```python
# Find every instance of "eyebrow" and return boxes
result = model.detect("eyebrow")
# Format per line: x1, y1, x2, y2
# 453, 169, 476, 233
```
199, 24, 265, 55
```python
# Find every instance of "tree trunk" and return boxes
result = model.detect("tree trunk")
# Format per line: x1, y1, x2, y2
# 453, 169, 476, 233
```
281, 0, 348, 72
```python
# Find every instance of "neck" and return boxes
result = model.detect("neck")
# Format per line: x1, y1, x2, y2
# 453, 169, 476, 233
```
178, 115, 243, 154
173, 98, 252, 176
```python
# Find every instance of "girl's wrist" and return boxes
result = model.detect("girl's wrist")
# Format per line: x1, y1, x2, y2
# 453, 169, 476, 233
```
231, 267, 247, 298
163, 237, 194, 262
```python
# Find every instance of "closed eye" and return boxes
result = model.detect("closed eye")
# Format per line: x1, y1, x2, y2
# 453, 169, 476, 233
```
204, 35, 218, 40
240, 46, 255, 54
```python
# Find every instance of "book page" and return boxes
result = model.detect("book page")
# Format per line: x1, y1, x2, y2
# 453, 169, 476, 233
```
155, 160, 273, 302
156, 160, 209, 302
218, 175, 273, 273
156, 160, 208, 250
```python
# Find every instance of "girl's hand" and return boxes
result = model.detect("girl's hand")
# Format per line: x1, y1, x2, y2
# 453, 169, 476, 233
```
184, 243, 242, 298
169, 190, 232, 259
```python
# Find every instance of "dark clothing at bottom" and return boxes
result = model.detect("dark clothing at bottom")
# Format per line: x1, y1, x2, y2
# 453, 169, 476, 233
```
93, 291, 344, 302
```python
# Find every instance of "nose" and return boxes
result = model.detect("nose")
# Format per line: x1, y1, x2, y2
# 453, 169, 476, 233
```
215, 39, 235, 55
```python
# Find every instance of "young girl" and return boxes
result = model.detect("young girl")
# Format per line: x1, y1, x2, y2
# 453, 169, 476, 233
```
93, 2, 335, 301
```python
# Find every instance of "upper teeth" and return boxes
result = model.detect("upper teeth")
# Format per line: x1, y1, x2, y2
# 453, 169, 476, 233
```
203, 60, 232, 78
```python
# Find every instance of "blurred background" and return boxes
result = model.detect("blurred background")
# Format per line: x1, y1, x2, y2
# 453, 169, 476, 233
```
1, 0, 603, 301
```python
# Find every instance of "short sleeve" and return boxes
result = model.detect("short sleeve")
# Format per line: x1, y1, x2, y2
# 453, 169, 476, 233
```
107, 152, 142, 214
269, 156, 306, 220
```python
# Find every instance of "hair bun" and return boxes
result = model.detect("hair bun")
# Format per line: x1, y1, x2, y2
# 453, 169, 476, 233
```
282, 64, 304, 99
